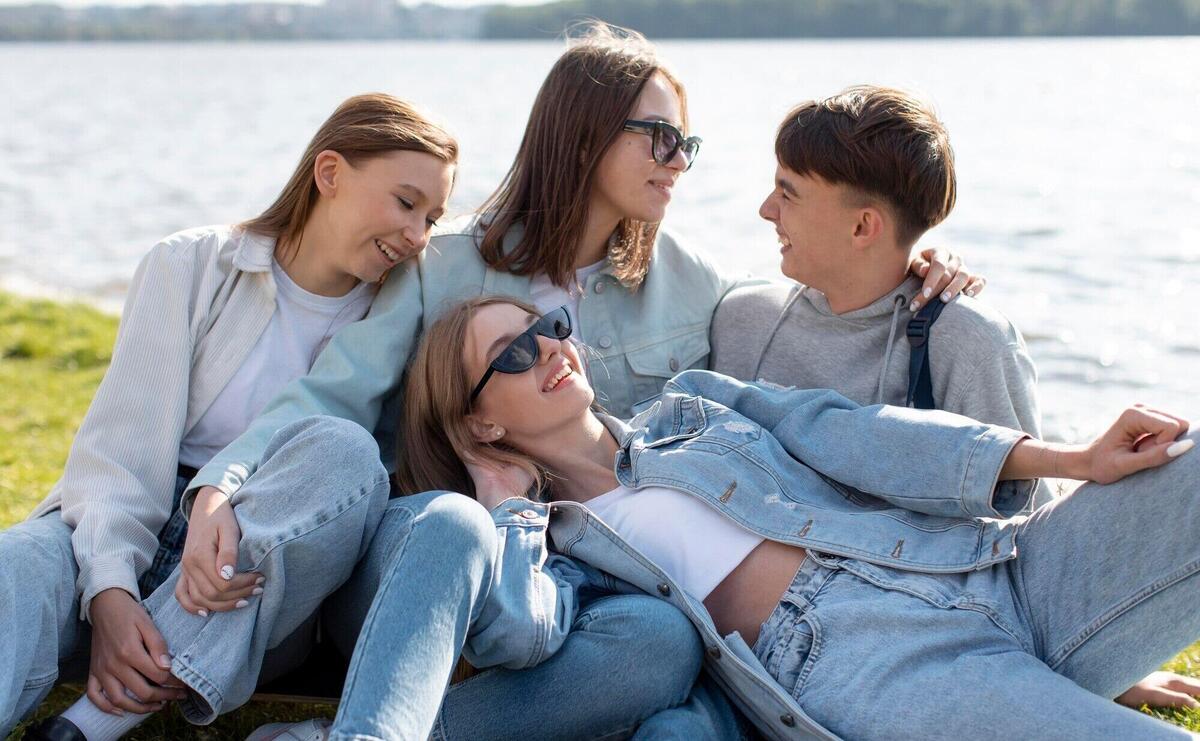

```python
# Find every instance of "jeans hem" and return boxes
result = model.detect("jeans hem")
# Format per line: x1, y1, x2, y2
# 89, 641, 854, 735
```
170, 655, 222, 725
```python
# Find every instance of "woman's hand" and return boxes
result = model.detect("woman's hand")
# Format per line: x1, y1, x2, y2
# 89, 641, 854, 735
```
1076, 405, 1192, 485
908, 247, 987, 312
175, 486, 263, 616
462, 456, 535, 511
1003, 406, 1193, 484
87, 587, 187, 715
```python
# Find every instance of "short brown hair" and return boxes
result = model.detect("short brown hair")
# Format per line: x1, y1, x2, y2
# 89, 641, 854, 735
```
477, 23, 688, 290
242, 93, 458, 250
775, 85, 955, 247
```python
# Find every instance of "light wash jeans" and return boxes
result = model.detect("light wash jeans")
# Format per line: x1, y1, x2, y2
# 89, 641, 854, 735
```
0, 415, 390, 733
753, 433, 1200, 740
321, 490, 711, 741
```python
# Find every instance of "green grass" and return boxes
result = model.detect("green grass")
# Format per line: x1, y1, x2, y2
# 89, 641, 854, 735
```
1, 291, 1197, 738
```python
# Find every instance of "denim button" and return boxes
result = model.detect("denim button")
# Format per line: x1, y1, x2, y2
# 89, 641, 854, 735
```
780, 714, 796, 727
706, 645, 721, 660
657, 583, 671, 596
598, 336, 613, 349
594, 281, 605, 294
669, 357, 679, 372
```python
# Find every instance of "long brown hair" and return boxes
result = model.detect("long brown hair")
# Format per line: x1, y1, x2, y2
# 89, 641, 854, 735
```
477, 22, 688, 290
395, 295, 548, 501
241, 93, 459, 252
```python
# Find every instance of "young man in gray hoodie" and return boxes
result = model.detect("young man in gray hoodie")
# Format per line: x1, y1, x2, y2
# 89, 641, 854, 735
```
710, 84, 1200, 711
713, 85, 1049, 503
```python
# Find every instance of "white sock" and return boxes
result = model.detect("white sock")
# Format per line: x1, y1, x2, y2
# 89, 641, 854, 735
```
60, 692, 153, 741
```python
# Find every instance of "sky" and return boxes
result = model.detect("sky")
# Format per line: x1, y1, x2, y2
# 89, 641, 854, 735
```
0, 0, 546, 7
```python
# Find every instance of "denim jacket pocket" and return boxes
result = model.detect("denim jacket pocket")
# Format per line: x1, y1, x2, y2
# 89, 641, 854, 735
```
627, 328, 711, 410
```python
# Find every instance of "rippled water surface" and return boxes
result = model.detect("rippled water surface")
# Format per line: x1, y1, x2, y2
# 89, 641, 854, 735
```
2, 38, 1197, 439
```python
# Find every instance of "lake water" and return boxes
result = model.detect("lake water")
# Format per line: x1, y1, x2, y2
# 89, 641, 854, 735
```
1, 37, 1197, 441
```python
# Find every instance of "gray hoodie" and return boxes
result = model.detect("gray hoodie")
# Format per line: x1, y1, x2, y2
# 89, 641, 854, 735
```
710, 275, 1053, 509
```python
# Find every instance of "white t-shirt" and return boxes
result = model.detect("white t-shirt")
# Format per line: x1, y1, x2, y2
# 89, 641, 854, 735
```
584, 484, 765, 600
177, 262, 374, 468
528, 258, 607, 334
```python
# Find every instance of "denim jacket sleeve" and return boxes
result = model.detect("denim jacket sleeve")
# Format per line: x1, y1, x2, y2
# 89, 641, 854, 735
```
665, 370, 1036, 519
186, 260, 423, 508
462, 499, 588, 670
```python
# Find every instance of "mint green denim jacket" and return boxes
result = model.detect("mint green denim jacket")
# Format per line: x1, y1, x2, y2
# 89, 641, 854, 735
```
190, 215, 737, 500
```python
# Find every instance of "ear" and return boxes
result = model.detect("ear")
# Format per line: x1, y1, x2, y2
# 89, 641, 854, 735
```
851, 205, 887, 248
466, 414, 503, 443
313, 150, 343, 198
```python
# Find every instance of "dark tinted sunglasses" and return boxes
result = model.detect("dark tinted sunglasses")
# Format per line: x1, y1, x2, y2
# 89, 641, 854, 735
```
622, 119, 702, 171
470, 306, 573, 403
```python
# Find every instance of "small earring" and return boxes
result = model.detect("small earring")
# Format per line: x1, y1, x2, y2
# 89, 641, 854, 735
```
494, 429, 504, 438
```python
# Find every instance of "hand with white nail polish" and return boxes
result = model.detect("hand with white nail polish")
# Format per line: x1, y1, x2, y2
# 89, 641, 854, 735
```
1001, 405, 1192, 486
907, 246, 982, 309
175, 486, 264, 616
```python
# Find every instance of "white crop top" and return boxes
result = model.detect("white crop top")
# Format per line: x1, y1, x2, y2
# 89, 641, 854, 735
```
584, 484, 764, 600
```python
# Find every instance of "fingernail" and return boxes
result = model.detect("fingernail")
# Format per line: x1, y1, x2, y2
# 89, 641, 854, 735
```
940, 291, 951, 303
197, 608, 208, 617
220, 565, 234, 581
235, 599, 249, 609
909, 301, 919, 312
1167, 439, 1195, 458
252, 587, 264, 596
923, 287, 932, 298
114, 709, 125, 717
255, 576, 265, 586
159, 654, 171, 668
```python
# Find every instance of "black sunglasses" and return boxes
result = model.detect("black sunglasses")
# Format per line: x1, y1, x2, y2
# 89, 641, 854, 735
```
470, 306, 573, 403
622, 119, 702, 171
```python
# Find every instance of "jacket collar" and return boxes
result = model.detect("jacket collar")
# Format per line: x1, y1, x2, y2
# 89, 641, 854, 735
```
597, 390, 707, 451
231, 227, 277, 273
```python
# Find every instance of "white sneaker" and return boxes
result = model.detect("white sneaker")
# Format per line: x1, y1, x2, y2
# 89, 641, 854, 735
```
246, 718, 333, 741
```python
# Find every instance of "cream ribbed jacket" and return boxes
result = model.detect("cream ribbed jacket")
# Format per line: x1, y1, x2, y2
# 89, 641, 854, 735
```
27, 225, 279, 620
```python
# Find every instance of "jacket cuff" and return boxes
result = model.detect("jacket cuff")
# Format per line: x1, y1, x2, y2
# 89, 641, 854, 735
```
78, 558, 141, 623
182, 465, 246, 518
490, 498, 551, 528
961, 427, 1036, 518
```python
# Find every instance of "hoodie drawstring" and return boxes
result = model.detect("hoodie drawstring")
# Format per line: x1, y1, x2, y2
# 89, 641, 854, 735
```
875, 295, 907, 404
752, 285, 805, 383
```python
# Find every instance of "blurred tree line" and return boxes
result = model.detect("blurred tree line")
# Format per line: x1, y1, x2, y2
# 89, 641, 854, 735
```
482, 0, 1200, 38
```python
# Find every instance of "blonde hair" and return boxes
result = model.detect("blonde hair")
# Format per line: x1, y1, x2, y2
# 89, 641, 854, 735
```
395, 295, 548, 501
241, 93, 458, 252
477, 22, 688, 291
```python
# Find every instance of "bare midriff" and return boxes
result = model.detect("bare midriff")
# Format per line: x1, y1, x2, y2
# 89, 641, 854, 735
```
703, 540, 808, 647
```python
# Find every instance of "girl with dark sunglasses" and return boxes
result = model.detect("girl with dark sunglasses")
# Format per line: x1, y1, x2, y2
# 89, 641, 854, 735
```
385, 295, 1198, 741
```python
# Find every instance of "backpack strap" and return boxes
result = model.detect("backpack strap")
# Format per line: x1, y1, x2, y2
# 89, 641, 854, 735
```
906, 299, 948, 409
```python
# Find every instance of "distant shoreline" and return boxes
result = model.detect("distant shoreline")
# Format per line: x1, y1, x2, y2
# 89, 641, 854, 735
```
3, 0, 1198, 42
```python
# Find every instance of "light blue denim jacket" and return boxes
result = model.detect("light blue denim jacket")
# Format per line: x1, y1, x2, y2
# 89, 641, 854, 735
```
189, 215, 737, 501
468, 370, 1036, 740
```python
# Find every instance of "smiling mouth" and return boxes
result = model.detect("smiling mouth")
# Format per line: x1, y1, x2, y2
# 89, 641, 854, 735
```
777, 232, 792, 249
542, 362, 575, 392
375, 239, 402, 263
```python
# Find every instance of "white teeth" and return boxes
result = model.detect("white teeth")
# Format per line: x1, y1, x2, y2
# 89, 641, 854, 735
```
544, 365, 573, 392
778, 234, 791, 247
375, 239, 400, 262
